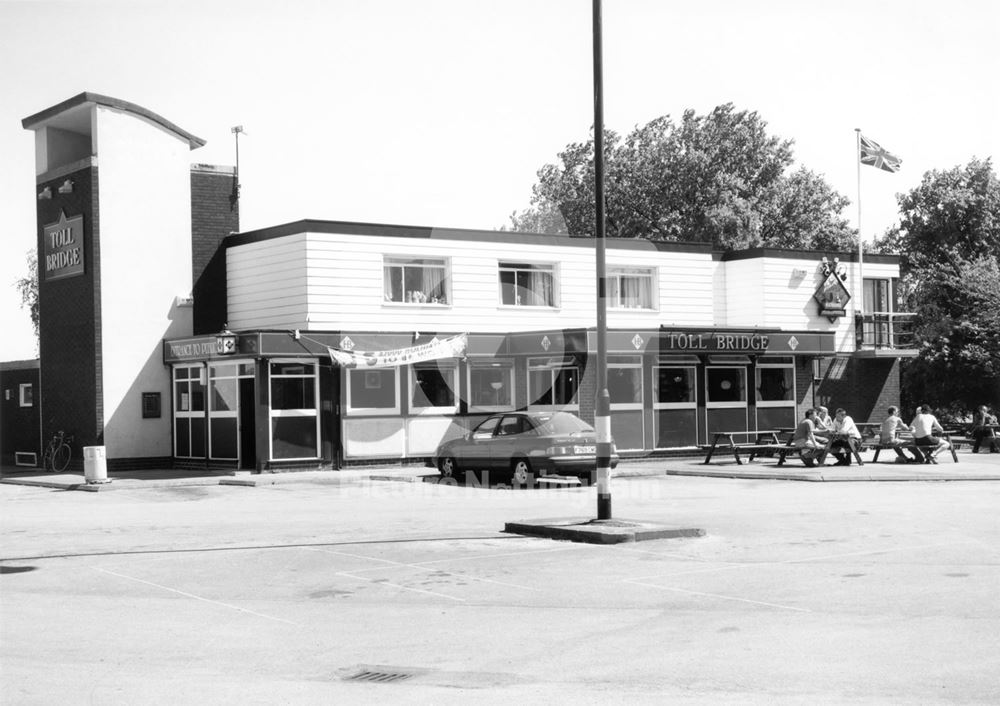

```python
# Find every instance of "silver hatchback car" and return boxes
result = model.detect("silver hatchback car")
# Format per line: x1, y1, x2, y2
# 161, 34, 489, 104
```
433, 411, 618, 485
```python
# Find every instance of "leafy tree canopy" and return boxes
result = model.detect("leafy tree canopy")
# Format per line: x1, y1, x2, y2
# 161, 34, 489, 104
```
508, 103, 856, 251
16, 250, 39, 346
876, 159, 1000, 414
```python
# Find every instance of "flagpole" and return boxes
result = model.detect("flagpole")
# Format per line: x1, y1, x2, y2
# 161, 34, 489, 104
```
855, 128, 864, 307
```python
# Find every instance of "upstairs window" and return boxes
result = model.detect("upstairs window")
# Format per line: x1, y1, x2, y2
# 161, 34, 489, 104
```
384, 257, 449, 305
19, 383, 33, 407
499, 262, 556, 307
608, 267, 655, 309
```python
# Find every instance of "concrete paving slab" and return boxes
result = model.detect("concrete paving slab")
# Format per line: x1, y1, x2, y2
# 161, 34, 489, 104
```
504, 516, 706, 544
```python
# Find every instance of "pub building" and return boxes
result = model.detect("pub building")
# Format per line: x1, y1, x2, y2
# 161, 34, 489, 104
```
4, 92, 916, 472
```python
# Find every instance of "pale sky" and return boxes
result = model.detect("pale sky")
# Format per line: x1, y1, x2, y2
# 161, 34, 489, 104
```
1, 0, 997, 361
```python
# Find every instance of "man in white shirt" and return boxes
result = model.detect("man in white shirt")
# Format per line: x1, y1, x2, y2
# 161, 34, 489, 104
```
880, 405, 923, 463
830, 408, 863, 466
911, 404, 951, 463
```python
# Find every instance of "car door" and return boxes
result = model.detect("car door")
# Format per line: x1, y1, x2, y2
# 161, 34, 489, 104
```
489, 414, 534, 471
455, 416, 500, 471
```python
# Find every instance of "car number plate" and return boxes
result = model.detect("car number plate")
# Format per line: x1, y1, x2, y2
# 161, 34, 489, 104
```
574, 445, 596, 454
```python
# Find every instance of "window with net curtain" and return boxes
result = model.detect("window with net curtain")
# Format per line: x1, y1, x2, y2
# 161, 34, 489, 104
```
383, 257, 449, 304
499, 262, 556, 306
608, 267, 654, 309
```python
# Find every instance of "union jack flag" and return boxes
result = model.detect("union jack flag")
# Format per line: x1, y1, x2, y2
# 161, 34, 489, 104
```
859, 134, 901, 173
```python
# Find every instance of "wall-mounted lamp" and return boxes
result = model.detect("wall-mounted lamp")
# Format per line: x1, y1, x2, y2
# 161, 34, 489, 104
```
37, 186, 52, 200
215, 325, 238, 355
58, 179, 74, 194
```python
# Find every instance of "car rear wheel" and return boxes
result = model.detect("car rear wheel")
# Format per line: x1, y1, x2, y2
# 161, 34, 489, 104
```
510, 459, 532, 486
438, 456, 459, 478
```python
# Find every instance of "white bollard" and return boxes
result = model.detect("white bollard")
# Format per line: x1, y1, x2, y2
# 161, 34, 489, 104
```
83, 446, 110, 484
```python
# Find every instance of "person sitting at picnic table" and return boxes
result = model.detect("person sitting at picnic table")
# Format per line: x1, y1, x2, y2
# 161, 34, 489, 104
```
970, 405, 999, 454
792, 408, 828, 467
911, 404, 951, 463
880, 405, 923, 463
829, 408, 862, 466
815, 406, 836, 434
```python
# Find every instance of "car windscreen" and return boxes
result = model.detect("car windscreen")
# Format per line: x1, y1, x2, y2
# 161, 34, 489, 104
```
534, 413, 593, 436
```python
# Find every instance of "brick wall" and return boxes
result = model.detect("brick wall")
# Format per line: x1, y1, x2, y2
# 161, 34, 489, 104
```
0, 363, 41, 464
37, 166, 101, 464
816, 356, 901, 424
191, 165, 239, 335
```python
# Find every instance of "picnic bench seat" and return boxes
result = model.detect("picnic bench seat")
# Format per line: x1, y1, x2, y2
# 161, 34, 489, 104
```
702, 431, 782, 465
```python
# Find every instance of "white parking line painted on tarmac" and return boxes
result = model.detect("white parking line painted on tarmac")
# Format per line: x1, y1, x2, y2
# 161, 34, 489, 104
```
92, 567, 301, 626
334, 571, 467, 602
624, 579, 812, 613
412, 544, 581, 566
304, 547, 538, 592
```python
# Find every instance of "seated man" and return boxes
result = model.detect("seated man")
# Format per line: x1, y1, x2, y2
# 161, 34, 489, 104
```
830, 408, 862, 466
911, 404, 951, 463
792, 408, 828, 467
880, 405, 923, 463
970, 405, 999, 454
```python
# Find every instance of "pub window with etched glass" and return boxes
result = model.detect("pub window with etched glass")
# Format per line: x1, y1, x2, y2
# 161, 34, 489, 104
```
499, 262, 557, 307
608, 267, 655, 310
383, 257, 449, 305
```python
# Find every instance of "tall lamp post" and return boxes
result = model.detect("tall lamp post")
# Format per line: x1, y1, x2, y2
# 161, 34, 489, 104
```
592, 0, 612, 520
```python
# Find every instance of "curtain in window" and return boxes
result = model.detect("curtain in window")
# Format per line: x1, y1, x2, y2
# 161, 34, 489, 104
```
621, 276, 643, 307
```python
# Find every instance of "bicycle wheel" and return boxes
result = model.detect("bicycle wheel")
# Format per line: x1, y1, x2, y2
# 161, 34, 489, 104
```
51, 443, 72, 472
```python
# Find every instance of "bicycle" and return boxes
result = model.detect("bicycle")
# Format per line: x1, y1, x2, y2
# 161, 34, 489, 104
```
42, 431, 74, 473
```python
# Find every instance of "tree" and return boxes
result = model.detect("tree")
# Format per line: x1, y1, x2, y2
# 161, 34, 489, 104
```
508, 103, 857, 251
15, 250, 39, 346
877, 159, 1000, 415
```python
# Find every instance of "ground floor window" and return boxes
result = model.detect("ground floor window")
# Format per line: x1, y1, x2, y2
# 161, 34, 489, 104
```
346, 367, 399, 415
755, 356, 796, 430
467, 360, 515, 412
410, 361, 459, 413
269, 360, 319, 460
608, 355, 644, 450
528, 357, 579, 410
705, 363, 749, 438
654, 356, 699, 448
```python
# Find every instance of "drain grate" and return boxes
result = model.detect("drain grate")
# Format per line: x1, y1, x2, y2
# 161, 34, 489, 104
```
345, 669, 415, 684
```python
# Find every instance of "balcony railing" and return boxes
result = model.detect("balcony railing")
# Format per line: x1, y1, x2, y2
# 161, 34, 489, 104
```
855, 312, 917, 352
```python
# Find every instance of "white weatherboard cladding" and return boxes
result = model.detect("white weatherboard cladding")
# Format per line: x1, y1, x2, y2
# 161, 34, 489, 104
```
228, 232, 716, 332
723, 259, 765, 327
96, 106, 193, 459
225, 230, 899, 353
226, 234, 310, 330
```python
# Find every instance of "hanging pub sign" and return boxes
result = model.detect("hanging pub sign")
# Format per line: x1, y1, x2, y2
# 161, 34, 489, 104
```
813, 256, 851, 321
43, 211, 85, 281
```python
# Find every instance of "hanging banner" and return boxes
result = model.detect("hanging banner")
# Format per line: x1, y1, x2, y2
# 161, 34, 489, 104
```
328, 334, 467, 369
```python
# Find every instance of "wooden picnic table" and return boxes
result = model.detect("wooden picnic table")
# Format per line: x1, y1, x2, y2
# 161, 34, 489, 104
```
703, 430, 782, 465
